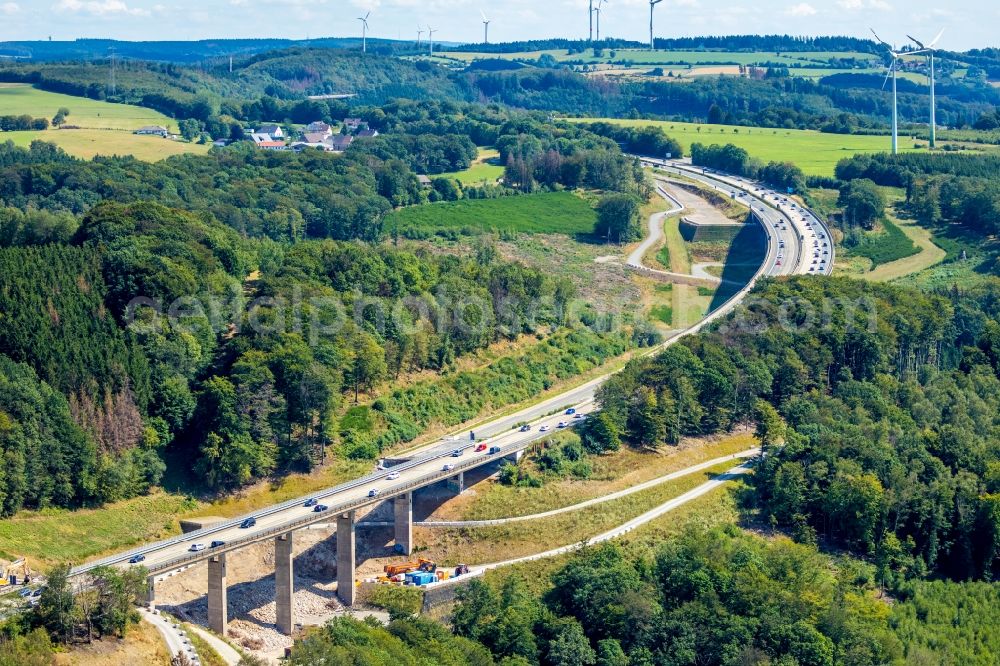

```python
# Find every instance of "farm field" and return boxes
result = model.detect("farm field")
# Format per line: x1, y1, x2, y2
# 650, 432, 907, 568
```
440, 147, 504, 184
387, 190, 597, 235
568, 117, 929, 176
0, 83, 178, 131
0, 83, 208, 160
3, 128, 209, 161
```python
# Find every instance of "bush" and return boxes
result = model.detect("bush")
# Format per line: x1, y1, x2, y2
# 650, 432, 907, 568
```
368, 585, 424, 621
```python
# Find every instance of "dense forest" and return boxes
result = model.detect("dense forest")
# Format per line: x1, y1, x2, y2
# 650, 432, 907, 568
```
835, 152, 1000, 238
0, 101, 656, 510
588, 277, 1000, 581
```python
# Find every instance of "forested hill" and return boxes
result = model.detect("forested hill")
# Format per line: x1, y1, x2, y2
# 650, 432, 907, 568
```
3, 46, 998, 132
589, 276, 1000, 582
447, 34, 880, 54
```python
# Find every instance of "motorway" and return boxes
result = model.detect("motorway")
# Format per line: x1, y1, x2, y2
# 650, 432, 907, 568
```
70, 161, 832, 581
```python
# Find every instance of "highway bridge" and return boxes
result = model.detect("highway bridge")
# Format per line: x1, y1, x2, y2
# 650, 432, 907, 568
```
68, 161, 833, 637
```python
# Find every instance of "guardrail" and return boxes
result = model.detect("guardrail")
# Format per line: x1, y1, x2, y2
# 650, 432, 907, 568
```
136, 431, 554, 575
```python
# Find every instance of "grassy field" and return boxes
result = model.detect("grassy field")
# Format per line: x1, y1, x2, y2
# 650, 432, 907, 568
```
446, 432, 756, 521
413, 459, 739, 566
0, 83, 178, 131
0, 83, 207, 161
863, 217, 946, 281
388, 191, 597, 235
480, 475, 744, 597
3, 128, 209, 161
54, 616, 171, 666
440, 147, 505, 184
0, 458, 371, 568
569, 117, 930, 176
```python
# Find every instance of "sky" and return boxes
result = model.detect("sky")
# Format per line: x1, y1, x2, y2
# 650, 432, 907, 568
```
0, 0, 997, 51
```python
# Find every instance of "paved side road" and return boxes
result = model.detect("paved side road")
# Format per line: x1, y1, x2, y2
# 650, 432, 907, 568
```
140, 608, 200, 664
424, 459, 755, 589
187, 624, 243, 666
355, 448, 759, 529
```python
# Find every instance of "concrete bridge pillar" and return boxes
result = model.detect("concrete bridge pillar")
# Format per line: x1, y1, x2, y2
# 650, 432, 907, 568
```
207, 553, 228, 636
275, 532, 294, 635
146, 575, 156, 610
393, 492, 413, 556
447, 472, 465, 494
337, 511, 356, 606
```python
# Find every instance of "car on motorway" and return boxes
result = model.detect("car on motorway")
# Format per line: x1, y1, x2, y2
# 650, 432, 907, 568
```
489, 446, 502, 454
776, 260, 782, 266
539, 425, 550, 432
210, 540, 226, 548
240, 518, 256, 529
451, 449, 464, 457
519, 424, 531, 432
189, 543, 206, 552
565, 408, 576, 415
442, 464, 455, 472
386, 471, 400, 481
557, 421, 568, 428
368, 488, 380, 498
129, 554, 146, 564
573, 412, 586, 419
313, 504, 329, 513
304, 497, 318, 507
475, 443, 487, 452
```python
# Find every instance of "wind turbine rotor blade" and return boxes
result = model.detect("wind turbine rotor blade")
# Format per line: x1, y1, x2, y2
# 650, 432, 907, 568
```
929, 28, 945, 49
881, 65, 892, 91
870, 28, 890, 48
907, 34, 926, 50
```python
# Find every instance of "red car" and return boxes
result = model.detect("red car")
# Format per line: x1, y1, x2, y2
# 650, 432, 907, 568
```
475, 443, 487, 452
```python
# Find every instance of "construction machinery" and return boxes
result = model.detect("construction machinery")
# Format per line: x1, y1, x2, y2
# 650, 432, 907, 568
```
384, 558, 436, 578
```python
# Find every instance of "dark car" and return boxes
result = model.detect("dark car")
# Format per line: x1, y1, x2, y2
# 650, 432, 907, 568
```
240, 517, 257, 529
210, 540, 226, 548
129, 554, 146, 564
313, 504, 329, 513
304, 498, 318, 507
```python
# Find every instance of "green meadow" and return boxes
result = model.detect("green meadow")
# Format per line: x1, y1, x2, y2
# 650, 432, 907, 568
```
388, 191, 597, 235
568, 117, 929, 176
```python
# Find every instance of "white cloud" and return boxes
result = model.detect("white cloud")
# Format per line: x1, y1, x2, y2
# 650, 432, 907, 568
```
0, 2, 19, 14
55, 0, 150, 16
785, 2, 817, 16
837, 0, 892, 10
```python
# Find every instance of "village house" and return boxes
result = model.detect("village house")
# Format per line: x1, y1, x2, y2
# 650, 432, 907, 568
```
343, 118, 365, 132
134, 125, 168, 137
305, 121, 333, 136
255, 124, 284, 139
329, 135, 354, 152
355, 128, 379, 138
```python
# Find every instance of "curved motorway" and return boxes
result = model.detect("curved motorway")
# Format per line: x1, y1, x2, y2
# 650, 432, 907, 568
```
70, 161, 833, 581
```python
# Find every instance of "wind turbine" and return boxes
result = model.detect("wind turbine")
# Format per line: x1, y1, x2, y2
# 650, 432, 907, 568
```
649, 0, 664, 52
589, 0, 594, 42
908, 29, 945, 149
481, 11, 491, 45
416, 27, 424, 49
358, 12, 371, 53
428, 26, 437, 55
872, 29, 925, 155
595, 0, 607, 42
